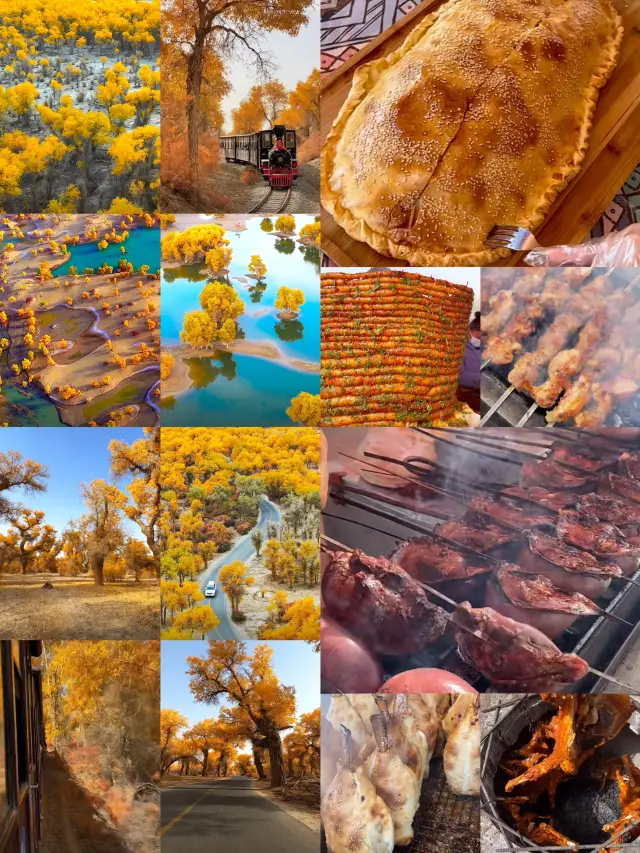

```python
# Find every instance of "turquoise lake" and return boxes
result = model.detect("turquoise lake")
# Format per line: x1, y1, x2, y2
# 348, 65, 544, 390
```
161, 216, 320, 361
54, 226, 161, 277
161, 215, 320, 427
161, 353, 320, 427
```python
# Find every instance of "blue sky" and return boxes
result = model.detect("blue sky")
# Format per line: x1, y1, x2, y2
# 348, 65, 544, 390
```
0, 427, 144, 538
220, 7, 319, 133
161, 641, 320, 729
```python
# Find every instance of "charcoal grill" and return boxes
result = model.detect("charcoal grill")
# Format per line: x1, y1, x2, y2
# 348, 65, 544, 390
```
321, 428, 640, 694
481, 694, 640, 852
480, 268, 640, 428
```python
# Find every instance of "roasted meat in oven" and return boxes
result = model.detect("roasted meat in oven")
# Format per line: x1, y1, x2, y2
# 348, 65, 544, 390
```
520, 458, 597, 492
433, 518, 515, 552
322, 725, 395, 853
321, 550, 447, 656
468, 494, 554, 530
502, 485, 579, 511
486, 565, 604, 639
388, 537, 492, 583
556, 509, 640, 574
452, 603, 589, 690
521, 530, 620, 598
576, 493, 640, 526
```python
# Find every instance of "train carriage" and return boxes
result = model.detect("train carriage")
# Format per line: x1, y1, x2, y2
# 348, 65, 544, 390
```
0, 641, 44, 853
220, 125, 298, 188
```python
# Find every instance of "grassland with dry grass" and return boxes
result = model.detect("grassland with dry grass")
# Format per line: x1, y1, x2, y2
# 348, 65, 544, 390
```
0, 580, 159, 639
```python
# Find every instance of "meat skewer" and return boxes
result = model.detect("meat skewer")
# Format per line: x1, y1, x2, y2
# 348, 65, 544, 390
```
520, 458, 598, 493
485, 564, 632, 639
556, 509, 640, 574
520, 530, 622, 598
321, 549, 448, 655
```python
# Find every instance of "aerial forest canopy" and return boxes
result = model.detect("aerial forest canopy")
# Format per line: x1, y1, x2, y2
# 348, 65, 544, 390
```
161, 0, 315, 205
0, 428, 160, 583
0, 0, 161, 213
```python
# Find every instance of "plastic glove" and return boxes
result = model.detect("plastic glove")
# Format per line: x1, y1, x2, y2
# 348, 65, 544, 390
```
525, 223, 640, 267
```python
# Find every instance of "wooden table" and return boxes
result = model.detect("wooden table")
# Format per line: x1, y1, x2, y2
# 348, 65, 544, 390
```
320, 0, 640, 267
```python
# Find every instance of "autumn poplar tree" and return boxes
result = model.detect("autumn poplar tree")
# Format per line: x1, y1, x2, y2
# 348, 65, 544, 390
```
109, 428, 161, 578
162, 0, 313, 203
188, 641, 295, 787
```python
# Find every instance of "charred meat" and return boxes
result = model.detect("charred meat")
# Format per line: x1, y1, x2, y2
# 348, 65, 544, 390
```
556, 509, 639, 571
523, 530, 621, 579
502, 486, 579, 511
550, 445, 618, 472
389, 537, 492, 583
321, 550, 447, 656
434, 518, 515, 552
576, 493, 640, 526
452, 603, 589, 690
468, 494, 554, 530
494, 565, 603, 618
600, 472, 640, 504
520, 459, 597, 492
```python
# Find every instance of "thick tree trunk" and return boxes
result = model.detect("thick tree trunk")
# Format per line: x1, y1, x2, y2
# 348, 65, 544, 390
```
266, 733, 286, 789
202, 749, 209, 776
186, 37, 205, 206
93, 554, 104, 586
252, 745, 266, 780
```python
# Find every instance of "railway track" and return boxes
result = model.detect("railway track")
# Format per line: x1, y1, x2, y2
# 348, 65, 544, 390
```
248, 186, 292, 214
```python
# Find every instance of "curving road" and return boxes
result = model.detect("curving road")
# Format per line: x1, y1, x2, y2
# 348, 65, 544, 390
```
161, 777, 317, 853
199, 495, 281, 640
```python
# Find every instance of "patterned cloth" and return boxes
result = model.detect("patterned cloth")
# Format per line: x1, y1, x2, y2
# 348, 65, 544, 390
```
321, 0, 640, 238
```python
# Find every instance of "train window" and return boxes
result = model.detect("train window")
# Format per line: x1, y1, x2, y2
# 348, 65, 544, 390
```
262, 131, 271, 147
286, 132, 295, 147
0, 656, 7, 822
13, 664, 26, 787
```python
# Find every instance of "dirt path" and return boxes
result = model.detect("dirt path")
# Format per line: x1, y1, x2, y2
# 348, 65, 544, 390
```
41, 753, 129, 853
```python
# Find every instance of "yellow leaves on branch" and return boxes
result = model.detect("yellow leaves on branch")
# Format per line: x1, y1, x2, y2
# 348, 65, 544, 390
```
109, 126, 159, 175
219, 560, 254, 617
161, 224, 229, 263
274, 286, 304, 313
180, 281, 244, 349
247, 255, 266, 279
160, 352, 174, 381
286, 391, 320, 427
275, 214, 296, 235
260, 596, 320, 641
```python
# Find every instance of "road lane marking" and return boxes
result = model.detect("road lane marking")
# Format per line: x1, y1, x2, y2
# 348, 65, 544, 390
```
161, 791, 212, 836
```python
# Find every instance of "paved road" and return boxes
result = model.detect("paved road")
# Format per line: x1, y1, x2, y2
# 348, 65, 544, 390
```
199, 495, 281, 640
161, 778, 317, 853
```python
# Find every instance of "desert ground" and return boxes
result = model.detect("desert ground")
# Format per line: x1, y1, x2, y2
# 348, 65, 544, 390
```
1, 213, 160, 425
0, 577, 159, 639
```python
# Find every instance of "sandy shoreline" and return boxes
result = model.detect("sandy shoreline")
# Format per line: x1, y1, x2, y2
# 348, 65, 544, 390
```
162, 339, 319, 397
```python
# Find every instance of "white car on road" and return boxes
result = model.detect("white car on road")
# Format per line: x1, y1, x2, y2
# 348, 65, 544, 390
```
204, 581, 217, 597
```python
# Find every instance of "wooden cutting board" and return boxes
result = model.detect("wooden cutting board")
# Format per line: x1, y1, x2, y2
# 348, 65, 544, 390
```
320, 0, 640, 268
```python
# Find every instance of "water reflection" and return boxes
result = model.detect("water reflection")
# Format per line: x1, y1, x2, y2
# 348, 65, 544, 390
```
274, 237, 295, 255
260, 218, 274, 233
185, 352, 237, 388
298, 244, 320, 272
248, 281, 268, 304
274, 318, 304, 343
162, 263, 209, 284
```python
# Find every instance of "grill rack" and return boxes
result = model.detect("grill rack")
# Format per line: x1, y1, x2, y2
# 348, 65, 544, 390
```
322, 430, 640, 694
321, 759, 479, 853
480, 268, 640, 428
480, 694, 640, 852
